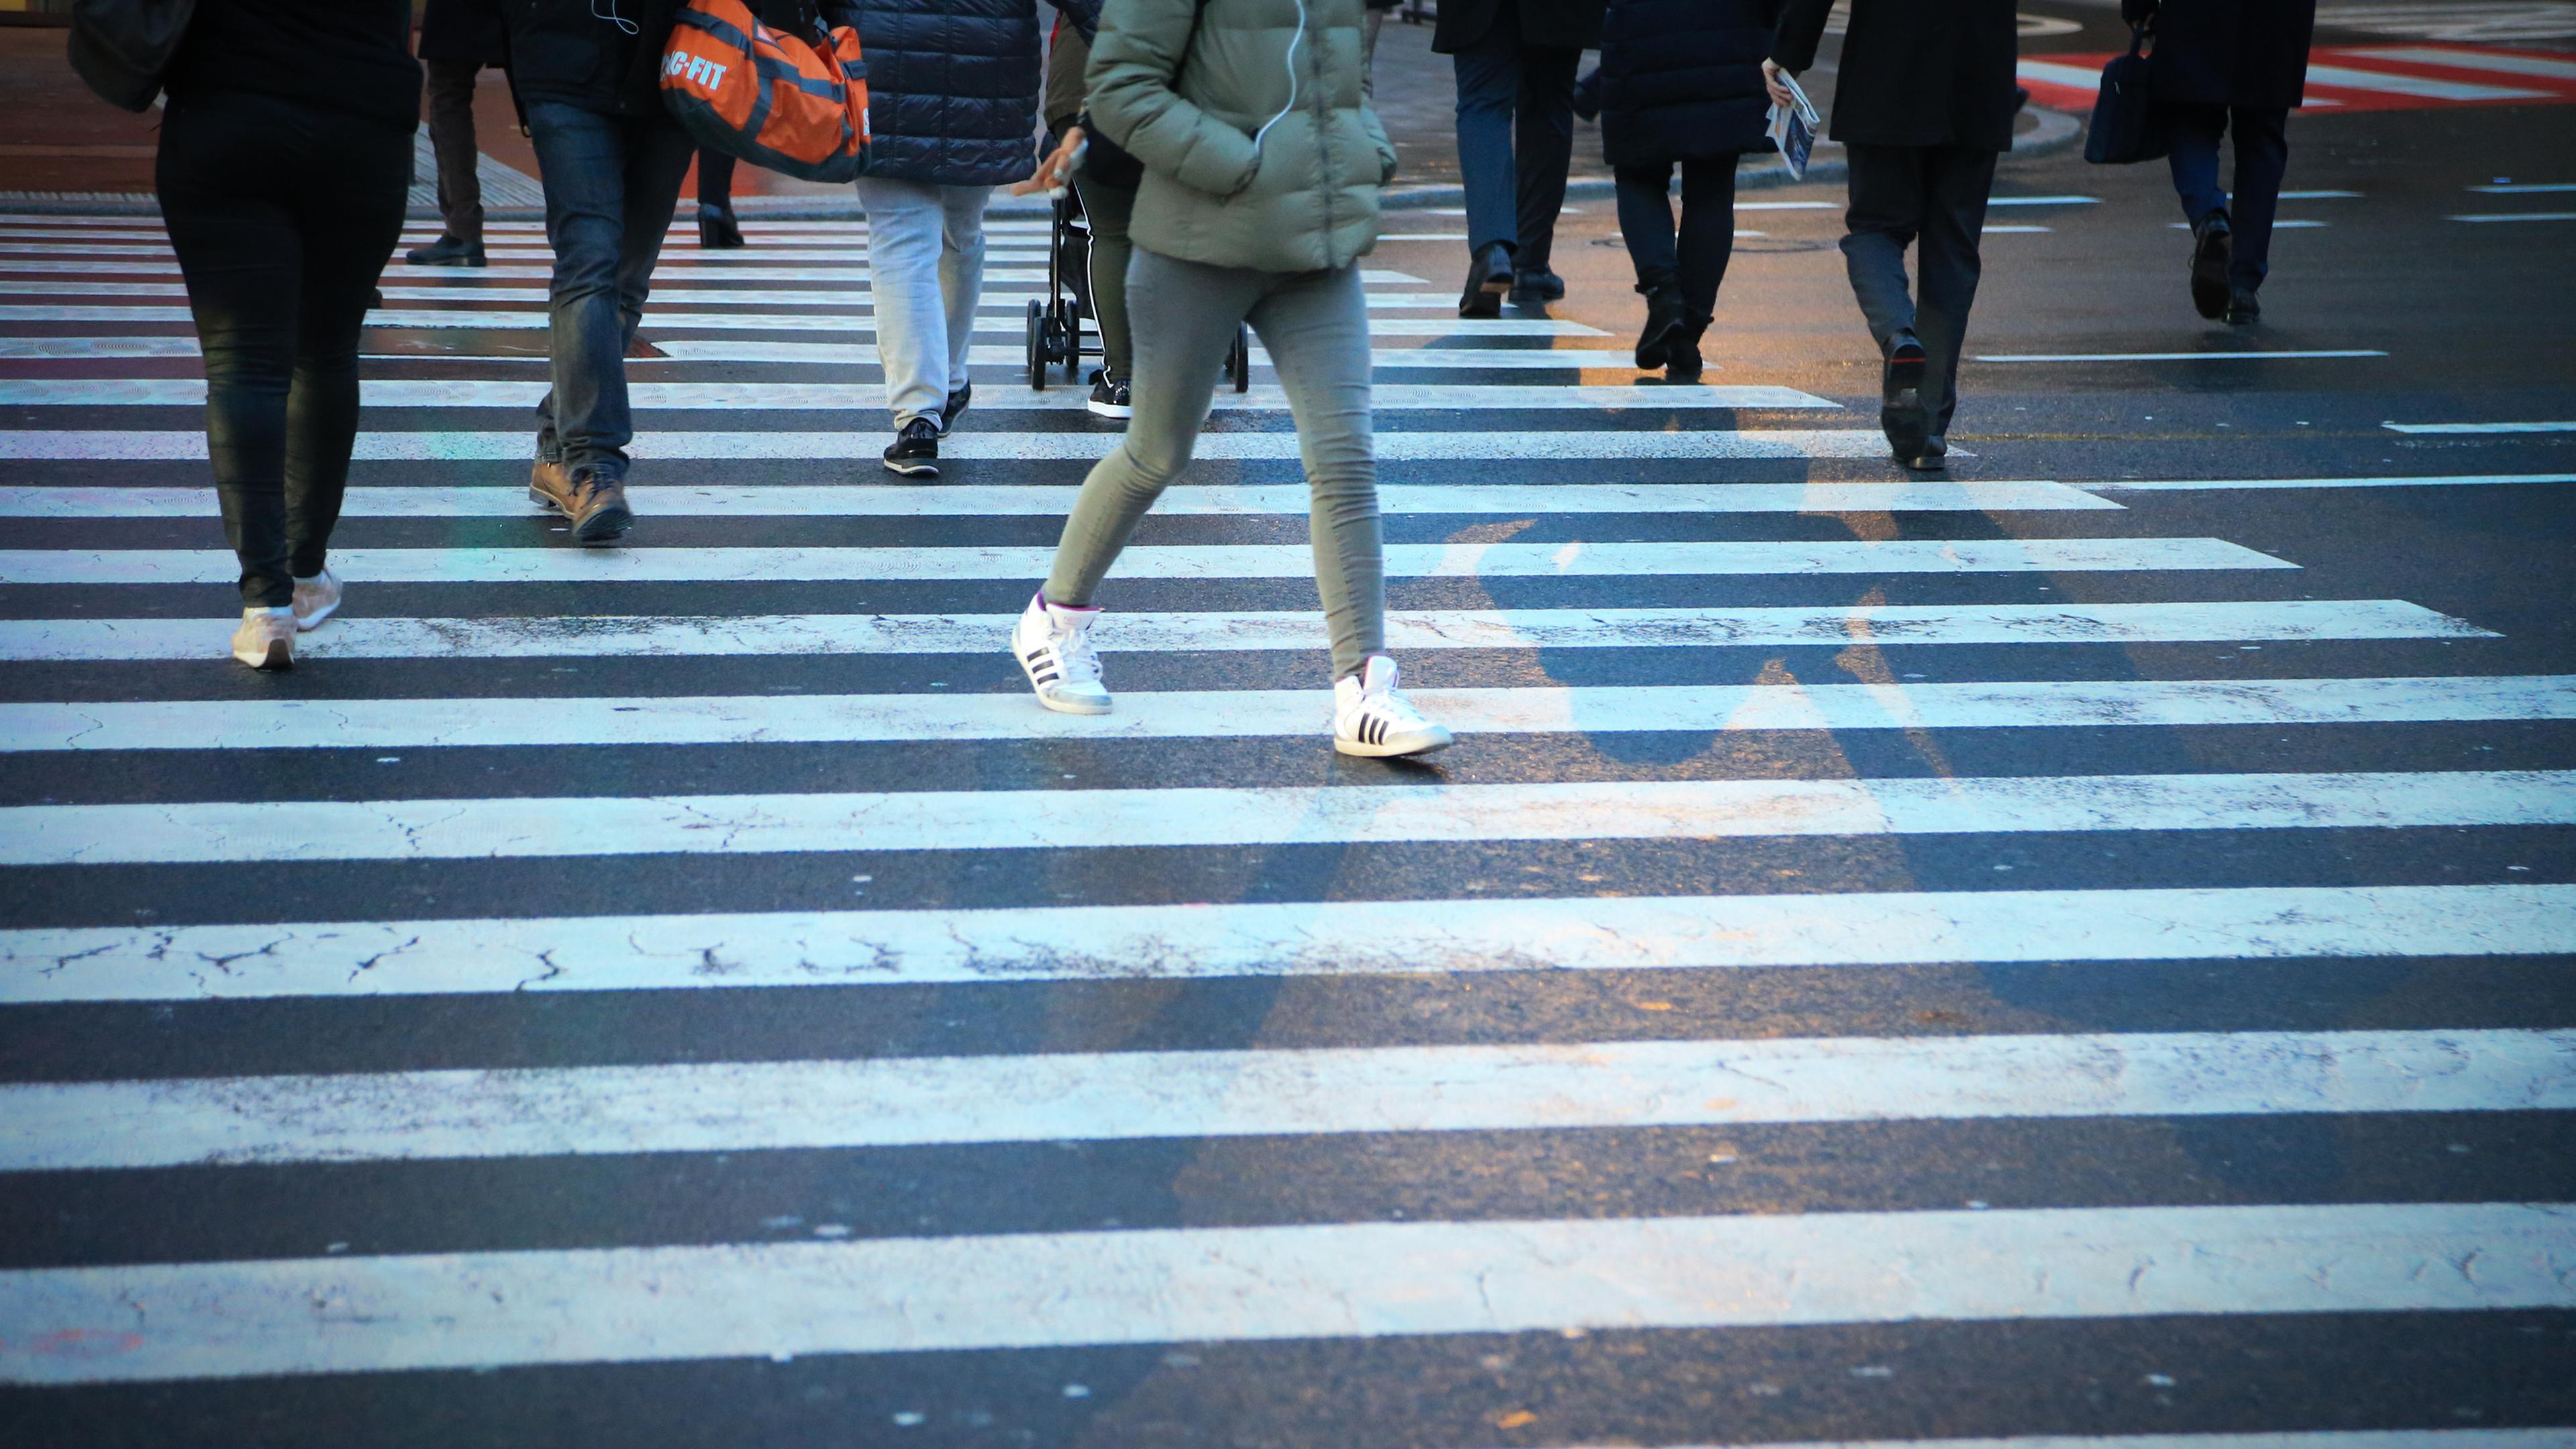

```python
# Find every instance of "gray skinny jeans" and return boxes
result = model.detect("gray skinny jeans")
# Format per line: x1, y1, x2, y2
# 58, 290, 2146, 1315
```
1043, 249, 1385, 680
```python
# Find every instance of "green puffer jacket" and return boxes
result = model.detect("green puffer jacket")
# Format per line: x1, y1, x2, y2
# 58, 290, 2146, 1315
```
1084, 0, 1399, 274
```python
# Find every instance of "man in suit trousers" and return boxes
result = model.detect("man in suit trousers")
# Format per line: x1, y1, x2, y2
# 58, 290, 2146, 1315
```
2126, 0, 2316, 323
1768, 0, 2017, 469
1437, 0, 1605, 316
407, 0, 508, 268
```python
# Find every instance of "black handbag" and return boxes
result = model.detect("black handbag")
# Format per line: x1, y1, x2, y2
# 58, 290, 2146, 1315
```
2083, 23, 2169, 165
67, 0, 199, 113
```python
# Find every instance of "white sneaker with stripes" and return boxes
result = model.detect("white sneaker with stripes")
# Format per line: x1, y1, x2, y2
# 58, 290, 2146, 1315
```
290, 568, 342, 631
1333, 655, 1453, 757
228, 606, 296, 670
1011, 592, 1112, 715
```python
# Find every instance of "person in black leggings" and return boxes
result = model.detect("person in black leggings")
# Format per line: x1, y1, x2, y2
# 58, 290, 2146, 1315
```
156, 0, 419, 669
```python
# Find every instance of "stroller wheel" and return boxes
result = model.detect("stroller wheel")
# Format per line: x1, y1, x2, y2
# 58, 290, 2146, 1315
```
1053, 297, 1083, 384
1025, 298, 1047, 390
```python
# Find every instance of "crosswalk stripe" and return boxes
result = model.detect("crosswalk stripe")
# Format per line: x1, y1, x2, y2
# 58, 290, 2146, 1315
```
0, 337, 1659, 370
0, 480, 2107, 518
0, 280, 1464, 307
0, 600, 2481, 661
7, 771, 2557, 867
8, 677, 2561, 753
0, 260, 1430, 288
0, 305, 1613, 335
2347, 44, 2576, 79
2086, 472, 2576, 490
7, 1029, 2562, 1172
2381, 419, 2574, 433
5, 883, 2563, 1004
0, 379, 1837, 411
0, 538, 2292, 585
2, 1202, 2564, 1384
0, 428, 1895, 461
2301, 59, 2553, 98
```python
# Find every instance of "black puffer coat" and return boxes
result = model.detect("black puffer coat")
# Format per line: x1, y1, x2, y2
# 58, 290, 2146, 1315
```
419, 0, 507, 66
2124, 0, 2316, 109
500, 0, 681, 117
1599, 0, 1780, 166
821, 0, 1099, 184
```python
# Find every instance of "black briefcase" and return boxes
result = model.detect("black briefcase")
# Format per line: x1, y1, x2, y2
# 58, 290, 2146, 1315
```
2084, 25, 2169, 164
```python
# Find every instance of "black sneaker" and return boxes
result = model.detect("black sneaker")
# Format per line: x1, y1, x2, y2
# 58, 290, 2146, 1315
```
2189, 211, 2232, 321
938, 382, 972, 436
883, 416, 941, 478
2225, 286, 2261, 325
1458, 241, 1513, 318
1086, 369, 1132, 421
1511, 268, 1566, 306
1904, 435, 1949, 472
1882, 331, 1930, 464
404, 234, 486, 267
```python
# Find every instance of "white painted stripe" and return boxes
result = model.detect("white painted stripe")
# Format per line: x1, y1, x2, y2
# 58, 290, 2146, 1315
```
2016, 59, 2119, 91
0, 337, 1660, 370
1982, 224, 2053, 233
2090, 472, 2575, 490
0, 280, 1465, 308
7, 771, 2561, 867
0, 260, 1423, 287
1974, 350, 2387, 362
2449, 211, 2576, 221
0, 246, 1057, 266
2, 1203, 2565, 1384
0, 378, 1836, 412
1984, 195, 2098, 206
0, 305, 1611, 336
2279, 189, 2365, 198
1734, 201, 1837, 210
7, 1028, 2563, 1172
7, 676, 2562, 753
2165, 219, 2332, 228
0, 600, 2480, 663
3, 883, 2565, 1004
0, 429, 1913, 462
2468, 181, 2576, 193
2383, 420, 2575, 433
0, 480, 2104, 519
0, 537, 2289, 586
2303, 60, 2550, 97
2358, 46, 2576, 80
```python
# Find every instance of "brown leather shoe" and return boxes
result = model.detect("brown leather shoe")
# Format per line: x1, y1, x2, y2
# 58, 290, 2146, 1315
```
529, 460, 633, 545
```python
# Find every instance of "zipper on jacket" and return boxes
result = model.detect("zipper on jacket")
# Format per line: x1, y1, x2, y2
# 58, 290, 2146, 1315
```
1311, 7, 1341, 268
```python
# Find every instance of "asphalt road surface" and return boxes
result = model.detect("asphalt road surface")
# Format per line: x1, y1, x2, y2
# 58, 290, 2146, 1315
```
1, 5, 2573, 1444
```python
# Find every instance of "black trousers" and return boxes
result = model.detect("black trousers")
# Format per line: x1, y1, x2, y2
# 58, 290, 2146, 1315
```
698, 148, 737, 209
1614, 155, 1737, 327
423, 57, 488, 244
1450, 0, 1580, 276
2163, 103, 2290, 291
157, 89, 413, 607
1840, 143, 1997, 439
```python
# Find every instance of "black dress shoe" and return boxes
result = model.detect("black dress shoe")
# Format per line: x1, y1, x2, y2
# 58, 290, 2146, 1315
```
404, 234, 486, 267
698, 203, 745, 249
1881, 331, 1930, 462
2189, 211, 2232, 320
1904, 435, 1949, 472
1511, 268, 1565, 305
1664, 317, 1708, 382
2225, 285, 2261, 325
1458, 242, 1513, 318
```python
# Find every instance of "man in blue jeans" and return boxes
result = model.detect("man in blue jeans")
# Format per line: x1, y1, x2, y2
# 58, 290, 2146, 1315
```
502, 0, 695, 543
1434, 0, 1603, 317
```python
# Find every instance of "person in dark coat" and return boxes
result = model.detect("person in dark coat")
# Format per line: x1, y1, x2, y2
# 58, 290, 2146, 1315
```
503, 0, 694, 544
820, 0, 1099, 476
1769, 0, 2017, 469
1599, 0, 1780, 380
1436, 0, 1605, 315
407, 0, 506, 266
2126, 0, 2316, 323
690, 0, 829, 248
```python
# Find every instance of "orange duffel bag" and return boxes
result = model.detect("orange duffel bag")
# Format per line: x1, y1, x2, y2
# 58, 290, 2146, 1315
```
661, 0, 871, 184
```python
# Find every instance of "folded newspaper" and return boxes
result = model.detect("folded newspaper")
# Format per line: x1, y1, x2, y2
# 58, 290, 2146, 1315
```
1766, 71, 1822, 180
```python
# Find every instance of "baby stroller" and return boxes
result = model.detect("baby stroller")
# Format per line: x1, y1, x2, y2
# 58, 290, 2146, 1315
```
1024, 186, 1250, 393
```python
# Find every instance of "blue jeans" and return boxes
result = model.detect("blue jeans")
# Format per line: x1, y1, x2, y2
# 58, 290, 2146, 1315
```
2163, 103, 2289, 292
1450, 1, 1580, 274
523, 101, 696, 480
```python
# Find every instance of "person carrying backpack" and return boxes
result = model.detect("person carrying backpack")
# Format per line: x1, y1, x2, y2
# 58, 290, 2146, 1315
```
1009, 0, 1454, 759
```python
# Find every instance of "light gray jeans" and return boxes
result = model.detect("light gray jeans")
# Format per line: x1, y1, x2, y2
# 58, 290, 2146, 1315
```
1044, 249, 1385, 681
855, 176, 991, 426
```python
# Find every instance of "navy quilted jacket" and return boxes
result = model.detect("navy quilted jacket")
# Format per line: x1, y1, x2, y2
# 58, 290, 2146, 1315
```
822, 0, 1102, 184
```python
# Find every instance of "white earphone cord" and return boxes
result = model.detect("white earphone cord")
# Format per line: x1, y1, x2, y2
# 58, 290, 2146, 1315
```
1246, 0, 1308, 155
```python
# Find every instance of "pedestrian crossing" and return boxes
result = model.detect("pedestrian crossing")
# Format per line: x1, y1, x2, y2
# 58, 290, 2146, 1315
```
2018, 41, 2576, 112
0, 203, 2569, 1446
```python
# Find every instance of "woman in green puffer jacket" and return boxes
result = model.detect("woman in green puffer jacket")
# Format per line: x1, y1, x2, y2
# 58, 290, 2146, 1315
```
1004, 0, 1454, 759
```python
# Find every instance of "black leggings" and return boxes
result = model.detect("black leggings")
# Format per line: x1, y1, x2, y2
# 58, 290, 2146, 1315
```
1613, 155, 1737, 326
156, 88, 412, 607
